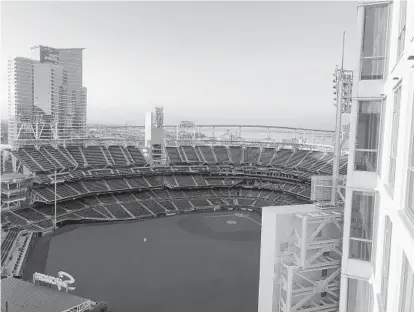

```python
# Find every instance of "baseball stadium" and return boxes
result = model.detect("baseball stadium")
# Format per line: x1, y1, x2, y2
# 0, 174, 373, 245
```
0, 108, 348, 311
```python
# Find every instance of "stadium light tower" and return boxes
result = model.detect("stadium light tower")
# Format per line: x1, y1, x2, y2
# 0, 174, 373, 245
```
331, 31, 353, 205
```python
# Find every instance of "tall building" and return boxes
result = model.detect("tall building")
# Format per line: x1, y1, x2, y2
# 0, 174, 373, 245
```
340, 1, 413, 311
257, 1, 413, 312
8, 45, 87, 143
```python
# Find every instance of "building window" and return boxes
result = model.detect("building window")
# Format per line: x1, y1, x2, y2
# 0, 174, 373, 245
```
380, 216, 392, 310
407, 98, 414, 221
360, 4, 389, 80
347, 278, 374, 312
400, 254, 414, 312
355, 100, 382, 171
397, 1, 407, 60
377, 98, 386, 176
388, 86, 402, 190
349, 191, 376, 261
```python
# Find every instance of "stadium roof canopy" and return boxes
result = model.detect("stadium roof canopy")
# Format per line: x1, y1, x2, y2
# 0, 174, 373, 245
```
1, 278, 93, 312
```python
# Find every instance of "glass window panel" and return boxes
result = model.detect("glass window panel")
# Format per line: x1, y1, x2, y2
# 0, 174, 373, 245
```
355, 151, 378, 172
361, 5, 389, 80
401, 255, 414, 312
351, 191, 375, 239
407, 170, 414, 219
356, 101, 381, 150
349, 239, 372, 261
389, 86, 402, 189
380, 216, 392, 309
378, 98, 386, 176
347, 278, 374, 312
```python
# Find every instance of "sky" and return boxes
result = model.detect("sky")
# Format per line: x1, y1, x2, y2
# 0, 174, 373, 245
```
1, 1, 358, 130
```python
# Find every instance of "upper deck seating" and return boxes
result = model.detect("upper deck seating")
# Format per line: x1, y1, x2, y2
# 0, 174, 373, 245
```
83, 146, 108, 167
244, 147, 261, 164
229, 146, 243, 165
126, 146, 147, 165
108, 146, 129, 166
24, 146, 56, 171
41, 146, 76, 168
66, 146, 86, 167
259, 148, 276, 166
272, 149, 294, 167
39, 147, 65, 169
166, 147, 183, 163
55, 184, 79, 199
284, 150, 310, 168
213, 146, 230, 163
197, 146, 216, 164
181, 146, 200, 162
12, 149, 42, 172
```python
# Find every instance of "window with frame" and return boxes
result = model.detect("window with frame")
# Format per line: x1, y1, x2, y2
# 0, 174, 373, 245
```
400, 254, 414, 312
355, 100, 382, 171
360, 4, 389, 80
388, 86, 402, 191
377, 98, 386, 176
347, 278, 374, 312
407, 97, 414, 221
349, 191, 376, 261
397, 1, 407, 60
380, 216, 393, 311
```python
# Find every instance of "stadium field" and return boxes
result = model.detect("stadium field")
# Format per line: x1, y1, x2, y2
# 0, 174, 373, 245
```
25, 211, 261, 312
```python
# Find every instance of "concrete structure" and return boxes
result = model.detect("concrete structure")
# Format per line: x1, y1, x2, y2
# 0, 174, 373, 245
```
257, 1, 414, 311
8, 45, 87, 143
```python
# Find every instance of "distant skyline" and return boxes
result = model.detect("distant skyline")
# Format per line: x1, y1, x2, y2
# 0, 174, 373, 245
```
1, 1, 358, 130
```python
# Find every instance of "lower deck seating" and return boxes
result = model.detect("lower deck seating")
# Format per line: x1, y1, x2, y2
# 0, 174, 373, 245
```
103, 204, 132, 219
157, 201, 177, 211
59, 200, 85, 211
12, 208, 45, 222
122, 202, 151, 217
82, 180, 109, 193
189, 199, 211, 207
75, 208, 107, 219
140, 200, 166, 214
175, 175, 196, 186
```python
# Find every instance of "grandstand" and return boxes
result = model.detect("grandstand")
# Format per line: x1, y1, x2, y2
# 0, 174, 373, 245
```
1, 143, 347, 234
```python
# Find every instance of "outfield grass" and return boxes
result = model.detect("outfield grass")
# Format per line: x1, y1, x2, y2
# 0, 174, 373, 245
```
28, 212, 261, 312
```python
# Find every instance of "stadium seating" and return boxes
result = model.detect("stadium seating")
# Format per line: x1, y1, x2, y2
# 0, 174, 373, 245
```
229, 146, 243, 165
140, 199, 166, 214
108, 145, 129, 166
98, 194, 118, 204
175, 175, 196, 187
181, 146, 200, 162
124, 177, 150, 189
12, 208, 45, 222
284, 150, 310, 168
1, 230, 19, 266
103, 204, 132, 219
272, 149, 293, 167
75, 208, 108, 219
41, 146, 75, 168
34, 219, 54, 230
259, 148, 276, 165
82, 180, 109, 193
66, 146, 86, 167
115, 193, 137, 203
197, 146, 216, 163
166, 147, 183, 163
83, 146, 109, 167
94, 206, 114, 219
192, 175, 207, 186
60, 200, 86, 211
244, 147, 261, 164
121, 202, 152, 217
157, 201, 177, 212
105, 178, 130, 191
2, 212, 28, 226
126, 146, 147, 165
213, 146, 230, 162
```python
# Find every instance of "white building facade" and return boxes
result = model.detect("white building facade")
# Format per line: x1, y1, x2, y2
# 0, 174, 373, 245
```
340, 1, 413, 312
257, 1, 414, 311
